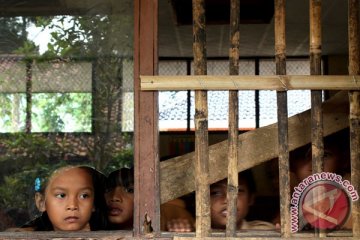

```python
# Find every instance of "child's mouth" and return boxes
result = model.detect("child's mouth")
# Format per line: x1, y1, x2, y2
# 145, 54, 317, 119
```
65, 216, 79, 223
109, 207, 123, 216
221, 209, 228, 217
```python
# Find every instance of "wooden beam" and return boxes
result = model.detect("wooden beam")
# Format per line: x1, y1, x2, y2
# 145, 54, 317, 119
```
348, 0, 360, 237
160, 90, 349, 203
310, 0, 324, 237
193, 0, 211, 237
134, 0, 160, 236
274, 0, 291, 237
141, 75, 360, 91
226, 0, 240, 236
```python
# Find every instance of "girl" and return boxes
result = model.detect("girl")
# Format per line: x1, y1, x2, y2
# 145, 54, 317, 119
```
104, 168, 134, 230
23, 165, 107, 231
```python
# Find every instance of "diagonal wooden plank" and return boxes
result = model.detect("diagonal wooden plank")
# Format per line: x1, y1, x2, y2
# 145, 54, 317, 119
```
160, 90, 349, 203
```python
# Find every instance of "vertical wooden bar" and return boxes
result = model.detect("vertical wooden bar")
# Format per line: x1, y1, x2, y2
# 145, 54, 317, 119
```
25, 60, 32, 133
310, 0, 324, 237
348, 0, 360, 237
226, 0, 240, 236
274, 0, 291, 237
310, 0, 324, 174
193, 0, 211, 237
134, 0, 160, 236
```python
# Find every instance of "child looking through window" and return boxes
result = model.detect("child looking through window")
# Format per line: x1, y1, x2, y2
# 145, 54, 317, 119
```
104, 168, 134, 230
22, 165, 107, 231
104, 167, 195, 231
210, 169, 275, 230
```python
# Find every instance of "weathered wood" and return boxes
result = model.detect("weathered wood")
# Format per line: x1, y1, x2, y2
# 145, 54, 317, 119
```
0, 230, 133, 240
310, 0, 324, 174
193, 0, 210, 237
348, 0, 360, 237
170, 229, 353, 239
140, 75, 360, 91
160, 91, 349, 203
310, 1, 324, 236
274, 0, 291, 237
134, 0, 160, 236
226, 0, 240, 236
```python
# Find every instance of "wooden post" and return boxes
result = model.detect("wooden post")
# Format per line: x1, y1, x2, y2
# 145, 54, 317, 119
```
226, 0, 240, 236
348, 0, 360, 237
134, 0, 160, 236
274, 0, 291, 237
193, 0, 211, 237
310, 0, 324, 174
310, 0, 325, 237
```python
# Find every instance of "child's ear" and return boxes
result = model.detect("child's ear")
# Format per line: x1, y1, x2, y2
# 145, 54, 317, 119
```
35, 192, 46, 212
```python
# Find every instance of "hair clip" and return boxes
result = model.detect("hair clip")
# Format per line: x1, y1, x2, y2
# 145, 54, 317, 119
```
35, 177, 41, 192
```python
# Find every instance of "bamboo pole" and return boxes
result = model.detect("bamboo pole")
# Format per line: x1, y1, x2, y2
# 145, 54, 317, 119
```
274, 0, 291, 237
310, 0, 325, 237
193, 0, 211, 237
226, 0, 240, 236
141, 75, 360, 91
348, 0, 360, 237
310, 0, 324, 173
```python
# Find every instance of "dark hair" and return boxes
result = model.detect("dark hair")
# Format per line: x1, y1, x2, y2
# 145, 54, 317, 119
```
290, 128, 350, 174
238, 169, 256, 194
106, 167, 134, 192
211, 169, 256, 194
85, 166, 108, 230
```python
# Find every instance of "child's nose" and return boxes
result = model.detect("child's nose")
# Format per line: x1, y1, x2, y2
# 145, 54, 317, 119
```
66, 197, 79, 210
111, 192, 123, 202
107, 187, 125, 203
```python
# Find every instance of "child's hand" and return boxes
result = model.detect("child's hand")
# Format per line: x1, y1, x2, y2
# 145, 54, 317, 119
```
166, 218, 194, 232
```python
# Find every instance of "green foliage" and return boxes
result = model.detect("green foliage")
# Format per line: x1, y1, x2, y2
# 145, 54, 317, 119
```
31, 93, 92, 132
102, 148, 134, 176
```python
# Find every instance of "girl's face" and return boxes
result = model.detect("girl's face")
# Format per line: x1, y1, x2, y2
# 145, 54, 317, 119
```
43, 167, 95, 231
210, 179, 253, 229
105, 185, 134, 229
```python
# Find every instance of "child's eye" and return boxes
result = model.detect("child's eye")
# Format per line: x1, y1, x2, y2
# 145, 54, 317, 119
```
55, 193, 66, 199
125, 187, 134, 193
210, 190, 223, 197
105, 187, 114, 193
80, 193, 91, 199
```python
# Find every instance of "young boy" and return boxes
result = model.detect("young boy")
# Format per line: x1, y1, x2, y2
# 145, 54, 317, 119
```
210, 169, 275, 230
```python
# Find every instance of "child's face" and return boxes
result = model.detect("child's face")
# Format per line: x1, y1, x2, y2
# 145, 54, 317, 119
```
210, 178, 253, 229
105, 185, 134, 228
293, 147, 341, 182
44, 167, 95, 231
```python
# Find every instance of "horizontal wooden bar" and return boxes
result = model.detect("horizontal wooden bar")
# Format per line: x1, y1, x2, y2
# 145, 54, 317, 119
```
141, 75, 360, 91
167, 229, 353, 239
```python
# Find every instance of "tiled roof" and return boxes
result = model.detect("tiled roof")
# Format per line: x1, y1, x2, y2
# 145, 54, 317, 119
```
159, 90, 311, 130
